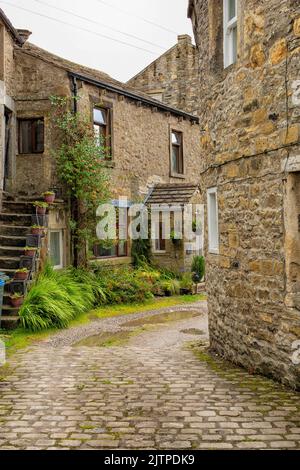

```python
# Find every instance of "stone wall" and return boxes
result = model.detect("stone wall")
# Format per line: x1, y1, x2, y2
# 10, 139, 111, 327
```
0, 17, 17, 203
127, 35, 199, 114
14, 44, 201, 202
189, 0, 300, 388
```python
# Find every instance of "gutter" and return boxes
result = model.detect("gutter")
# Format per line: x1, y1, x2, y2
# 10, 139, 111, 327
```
68, 71, 199, 124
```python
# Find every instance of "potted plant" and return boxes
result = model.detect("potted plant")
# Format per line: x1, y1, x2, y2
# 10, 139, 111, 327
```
31, 225, 45, 236
191, 255, 205, 283
43, 191, 56, 204
9, 292, 24, 308
14, 268, 29, 281
33, 201, 48, 215
180, 273, 193, 295
24, 246, 38, 257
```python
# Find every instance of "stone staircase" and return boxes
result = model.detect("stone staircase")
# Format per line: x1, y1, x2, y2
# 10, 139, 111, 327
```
0, 194, 41, 329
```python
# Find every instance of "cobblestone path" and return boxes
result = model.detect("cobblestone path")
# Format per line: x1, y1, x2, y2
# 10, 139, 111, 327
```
0, 301, 300, 450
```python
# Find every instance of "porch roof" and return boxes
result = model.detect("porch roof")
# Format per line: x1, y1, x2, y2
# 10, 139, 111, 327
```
145, 184, 200, 206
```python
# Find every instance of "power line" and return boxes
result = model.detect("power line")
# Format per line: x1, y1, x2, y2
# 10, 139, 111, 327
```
33, 0, 165, 51
95, 0, 178, 35
0, 1, 158, 55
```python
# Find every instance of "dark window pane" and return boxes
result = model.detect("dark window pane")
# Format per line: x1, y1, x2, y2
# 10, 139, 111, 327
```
171, 130, 183, 175
172, 146, 179, 173
19, 119, 44, 154
35, 120, 44, 153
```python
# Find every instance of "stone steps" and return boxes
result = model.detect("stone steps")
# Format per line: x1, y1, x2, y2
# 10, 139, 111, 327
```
0, 194, 45, 329
0, 224, 30, 237
0, 235, 27, 247
0, 212, 33, 226
0, 316, 20, 330
0, 245, 25, 257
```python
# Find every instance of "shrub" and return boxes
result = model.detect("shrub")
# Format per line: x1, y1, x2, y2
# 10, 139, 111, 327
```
131, 238, 151, 267
180, 273, 194, 292
191, 256, 205, 281
19, 263, 96, 331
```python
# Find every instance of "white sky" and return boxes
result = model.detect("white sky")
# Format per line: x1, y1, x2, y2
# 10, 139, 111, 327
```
0, 0, 193, 82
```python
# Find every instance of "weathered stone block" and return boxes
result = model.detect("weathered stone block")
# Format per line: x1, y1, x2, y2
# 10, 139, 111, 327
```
250, 43, 266, 68
293, 17, 300, 37
270, 39, 287, 65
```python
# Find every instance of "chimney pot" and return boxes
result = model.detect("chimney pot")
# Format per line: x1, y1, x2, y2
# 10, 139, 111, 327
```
17, 29, 32, 42
177, 34, 191, 44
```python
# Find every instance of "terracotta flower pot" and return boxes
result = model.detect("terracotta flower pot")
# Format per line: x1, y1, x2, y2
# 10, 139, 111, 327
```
44, 194, 55, 204
10, 296, 24, 308
36, 206, 47, 215
24, 249, 36, 257
31, 228, 43, 236
14, 271, 29, 281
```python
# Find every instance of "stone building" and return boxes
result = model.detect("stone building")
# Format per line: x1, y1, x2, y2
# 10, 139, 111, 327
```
0, 9, 202, 327
188, 0, 300, 389
127, 35, 199, 114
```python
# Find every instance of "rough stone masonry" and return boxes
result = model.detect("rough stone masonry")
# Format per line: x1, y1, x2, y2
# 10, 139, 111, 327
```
187, 0, 300, 389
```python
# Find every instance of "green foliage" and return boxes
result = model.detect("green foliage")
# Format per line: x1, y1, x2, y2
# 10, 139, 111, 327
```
19, 263, 96, 331
180, 273, 194, 291
92, 266, 154, 305
131, 238, 151, 267
50, 96, 111, 264
157, 279, 180, 297
19, 261, 197, 332
33, 201, 48, 208
191, 256, 205, 280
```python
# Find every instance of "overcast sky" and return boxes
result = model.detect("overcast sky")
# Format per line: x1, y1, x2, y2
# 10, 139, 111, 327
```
0, 0, 193, 82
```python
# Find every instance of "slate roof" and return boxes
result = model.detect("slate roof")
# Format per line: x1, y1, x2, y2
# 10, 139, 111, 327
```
145, 184, 200, 206
18, 43, 199, 123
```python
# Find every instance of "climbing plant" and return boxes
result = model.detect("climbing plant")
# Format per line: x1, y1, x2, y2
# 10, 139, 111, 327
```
50, 96, 110, 267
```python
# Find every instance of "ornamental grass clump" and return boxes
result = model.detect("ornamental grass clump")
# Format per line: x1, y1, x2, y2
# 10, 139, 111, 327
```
19, 263, 96, 331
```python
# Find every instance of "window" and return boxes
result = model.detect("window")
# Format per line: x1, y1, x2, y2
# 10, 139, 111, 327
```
18, 119, 44, 154
93, 209, 128, 258
93, 107, 112, 159
171, 130, 184, 175
153, 215, 166, 253
49, 230, 64, 269
207, 188, 219, 254
223, 0, 238, 68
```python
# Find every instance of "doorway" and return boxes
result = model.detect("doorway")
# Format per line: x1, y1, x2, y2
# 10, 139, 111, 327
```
4, 107, 12, 192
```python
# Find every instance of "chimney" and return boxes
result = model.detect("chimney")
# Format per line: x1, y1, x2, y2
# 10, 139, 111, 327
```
177, 34, 192, 44
17, 29, 32, 43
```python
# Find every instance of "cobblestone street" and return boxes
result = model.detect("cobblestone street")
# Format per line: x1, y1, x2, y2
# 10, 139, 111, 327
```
0, 301, 299, 450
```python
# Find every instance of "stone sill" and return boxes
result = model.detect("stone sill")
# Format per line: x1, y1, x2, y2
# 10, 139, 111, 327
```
170, 172, 186, 179
90, 256, 132, 266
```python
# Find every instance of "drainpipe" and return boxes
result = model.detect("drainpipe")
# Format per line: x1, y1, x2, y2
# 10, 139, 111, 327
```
71, 75, 78, 114
70, 75, 79, 267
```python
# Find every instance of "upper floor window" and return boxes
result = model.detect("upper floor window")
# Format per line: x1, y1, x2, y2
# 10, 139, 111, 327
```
18, 118, 44, 154
93, 107, 112, 159
171, 130, 184, 176
207, 187, 219, 254
223, 0, 237, 68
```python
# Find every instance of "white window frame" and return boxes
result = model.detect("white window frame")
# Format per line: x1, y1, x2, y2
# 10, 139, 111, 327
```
207, 187, 219, 254
223, 0, 238, 68
49, 230, 64, 269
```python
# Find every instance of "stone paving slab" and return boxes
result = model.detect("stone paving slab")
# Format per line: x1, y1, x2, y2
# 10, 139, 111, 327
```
0, 301, 300, 450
